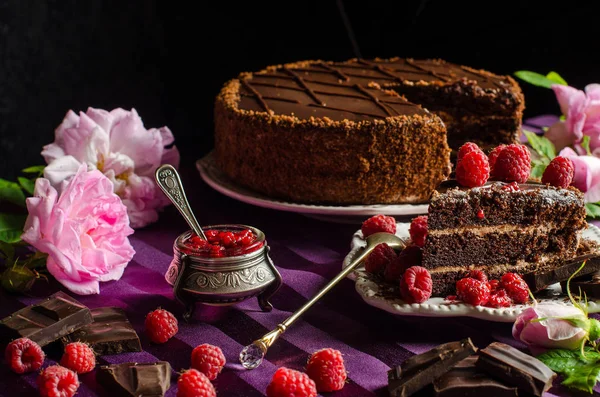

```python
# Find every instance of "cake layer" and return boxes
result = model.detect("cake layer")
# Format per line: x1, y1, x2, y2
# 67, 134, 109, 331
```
424, 226, 580, 270
429, 253, 566, 296
428, 183, 586, 230
215, 77, 451, 204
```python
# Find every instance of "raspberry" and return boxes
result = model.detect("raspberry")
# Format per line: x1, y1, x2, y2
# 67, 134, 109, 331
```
399, 266, 433, 303
488, 144, 506, 172
409, 216, 428, 248
191, 344, 226, 380
364, 243, 397, 274
501, 273, 530, 304
361, 214, 396, 238
4, 337, 45, 374
456, 278, 490, 306
60, 342, 96, 374
385, 245, 422, 282
306, 348, 347, 392
177, 369, 216, 397
457, 142, 481, 163
37, 365, 79, 397
486, 289, 513, 308
266, 367, 317, 397
467, 270, 488, 283
491, 144, 531, 183
145, 308, 178, 343
542, 156, 574, 188
488, 279, 500, 292
455, 150, 490, 188
477, 209, 485, 219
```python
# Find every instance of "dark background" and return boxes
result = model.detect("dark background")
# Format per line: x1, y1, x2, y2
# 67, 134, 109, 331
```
1, 0, 599, 179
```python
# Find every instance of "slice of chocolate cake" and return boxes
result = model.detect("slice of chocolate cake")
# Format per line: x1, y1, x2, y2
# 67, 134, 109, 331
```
422, 181, 587, 296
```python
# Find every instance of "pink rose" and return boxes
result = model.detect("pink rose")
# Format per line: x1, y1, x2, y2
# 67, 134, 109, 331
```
546, 84, 600, 154
513, 303, 588, 352
42, 107, 180, 228
559, 147, 600, 202
22, 164, 135, 295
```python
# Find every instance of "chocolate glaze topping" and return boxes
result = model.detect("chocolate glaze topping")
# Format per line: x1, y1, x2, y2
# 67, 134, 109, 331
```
238, 58, 512, 122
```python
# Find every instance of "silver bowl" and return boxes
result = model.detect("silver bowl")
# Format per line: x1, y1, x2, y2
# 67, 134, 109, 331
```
165, 224, 282, 321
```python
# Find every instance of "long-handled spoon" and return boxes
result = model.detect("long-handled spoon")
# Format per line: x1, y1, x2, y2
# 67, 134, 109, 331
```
239, 232, 406, 369
155, 164, 207, 240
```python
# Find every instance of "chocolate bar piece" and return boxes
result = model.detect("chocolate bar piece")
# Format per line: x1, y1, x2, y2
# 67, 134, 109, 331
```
388, 338, 477, 397
63, 307, 141, 355
96, 361, 172, 397
0, 291, 92, 347
434, 356, 517, 397
563, 273, 600, 298
476, 342, 555, 396
522, 253, 600, 292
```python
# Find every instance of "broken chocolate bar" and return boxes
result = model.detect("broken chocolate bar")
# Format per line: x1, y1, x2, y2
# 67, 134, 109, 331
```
62, 307, 141, 355
96, 361, 172, 397
434, 356, 517, 397
476, 342, 555, 396
0, 291, 92, 347
388, 338, 477, 397
522, 253, 600, 292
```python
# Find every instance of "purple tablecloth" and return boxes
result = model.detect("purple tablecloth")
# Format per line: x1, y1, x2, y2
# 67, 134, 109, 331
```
1, 115, 597, 396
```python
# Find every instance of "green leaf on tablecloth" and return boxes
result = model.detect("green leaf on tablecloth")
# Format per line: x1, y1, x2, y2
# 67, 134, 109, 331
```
0, 213, 25, 244
0, 179, 26, 207
17, 177, 35, 196
514, 70, 560, 89
524, 129, 556, 160
582, 135, 592, 156
546, 71, 568, 86
586, 203, 600, 219
21, 165, 45, 175
538, 348, 600, 393
562, 364, 600, 393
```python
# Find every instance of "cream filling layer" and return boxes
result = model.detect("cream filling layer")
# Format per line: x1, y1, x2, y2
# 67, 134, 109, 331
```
428, 223, 557, 237
426, 252, 563, 274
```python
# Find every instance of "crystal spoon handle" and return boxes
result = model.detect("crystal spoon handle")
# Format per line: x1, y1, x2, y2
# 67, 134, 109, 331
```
239, 232, 406, 369
155, 164, 207, 240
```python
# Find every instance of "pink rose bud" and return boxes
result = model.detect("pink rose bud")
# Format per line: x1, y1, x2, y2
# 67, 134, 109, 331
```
512, 303, 592, 352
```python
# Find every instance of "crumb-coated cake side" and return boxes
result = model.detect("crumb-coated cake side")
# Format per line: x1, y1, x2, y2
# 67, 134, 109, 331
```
214, 58, 523, 204
422, 182, 586, 296
214, 61, 452, 205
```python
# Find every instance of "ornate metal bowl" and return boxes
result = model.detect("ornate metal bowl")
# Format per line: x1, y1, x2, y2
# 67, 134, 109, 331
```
165, 225, 282, 321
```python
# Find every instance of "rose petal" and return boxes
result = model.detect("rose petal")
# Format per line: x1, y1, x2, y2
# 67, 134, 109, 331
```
553, 85, 584, 117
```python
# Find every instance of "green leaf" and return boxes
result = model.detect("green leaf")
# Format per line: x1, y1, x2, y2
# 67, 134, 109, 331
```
546, 71, 568, 86
586, 203, 600, 219
21, 165, 45, 174
582, 135, 592, 156
514, 70, 560, 89
0, 213, 26, 244
0, 179, 26, 207
17, 177, 35, 196
538, 349, 588, 373
562, 364, 600, 393
560, 115, 566, 121
523, 129, 556, 160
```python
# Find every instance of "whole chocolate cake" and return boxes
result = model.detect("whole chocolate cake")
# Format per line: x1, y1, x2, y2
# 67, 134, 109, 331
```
214, 58, 522, 205
422, 181, 587, 296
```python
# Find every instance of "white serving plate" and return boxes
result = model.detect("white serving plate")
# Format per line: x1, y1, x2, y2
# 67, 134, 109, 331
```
196, 152, 427, 220
342, 223, 600, 322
